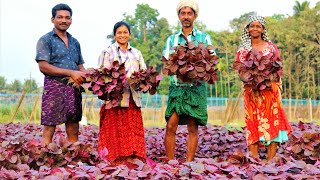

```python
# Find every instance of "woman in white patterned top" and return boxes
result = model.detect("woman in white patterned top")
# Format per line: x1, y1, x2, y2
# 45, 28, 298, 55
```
97, 21, 147, 165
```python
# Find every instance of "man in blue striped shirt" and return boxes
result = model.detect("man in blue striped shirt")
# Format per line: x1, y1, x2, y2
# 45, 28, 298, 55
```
163, 0, 215, 162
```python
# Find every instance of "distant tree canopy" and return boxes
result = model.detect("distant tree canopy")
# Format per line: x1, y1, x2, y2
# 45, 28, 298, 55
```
0, 77, 39, 93
0, 76, 6, 91
293, 0, 310, 16
23, 79, 38, 93
10, 79, 22, 93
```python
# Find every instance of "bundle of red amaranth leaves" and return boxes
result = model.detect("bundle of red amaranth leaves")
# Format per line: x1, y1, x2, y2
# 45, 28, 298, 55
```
233, 48, 282, 91
83, 61, 127, 109
130, 66, 162, 95
162, 39, 219, 84
77, 61, 161, 109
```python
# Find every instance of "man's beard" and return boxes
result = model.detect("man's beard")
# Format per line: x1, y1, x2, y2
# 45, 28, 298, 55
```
182, 20, 192, 28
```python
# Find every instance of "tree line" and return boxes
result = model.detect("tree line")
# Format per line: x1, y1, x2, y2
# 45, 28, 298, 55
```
0, 76, 38, 93
1, 1, 319, 99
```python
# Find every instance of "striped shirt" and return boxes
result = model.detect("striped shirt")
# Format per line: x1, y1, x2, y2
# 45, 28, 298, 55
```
98, 42, 147, 107
162, 28, 214, 86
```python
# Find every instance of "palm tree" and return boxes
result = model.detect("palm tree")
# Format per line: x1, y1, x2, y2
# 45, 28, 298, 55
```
293, 1, 310, 16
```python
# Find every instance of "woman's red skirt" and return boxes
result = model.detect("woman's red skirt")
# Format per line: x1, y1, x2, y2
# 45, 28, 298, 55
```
98, 97, 146, 162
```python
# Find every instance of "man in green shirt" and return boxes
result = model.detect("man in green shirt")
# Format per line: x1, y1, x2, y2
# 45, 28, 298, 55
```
163, 0, 215, 162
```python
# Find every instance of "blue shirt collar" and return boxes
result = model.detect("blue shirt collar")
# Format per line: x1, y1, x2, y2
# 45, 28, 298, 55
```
49, 29, 72, 38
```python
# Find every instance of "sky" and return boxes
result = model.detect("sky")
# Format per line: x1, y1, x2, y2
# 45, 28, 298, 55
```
0, 0, 319, 86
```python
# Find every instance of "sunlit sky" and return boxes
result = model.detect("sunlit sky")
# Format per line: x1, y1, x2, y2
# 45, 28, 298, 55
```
0, 0, 318, 86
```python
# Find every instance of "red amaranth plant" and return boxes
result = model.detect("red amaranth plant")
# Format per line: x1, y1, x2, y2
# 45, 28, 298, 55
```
0, 122, 319, 179
233, 48, 282, 91
162, 39, 219, 84
69, 62, 162, 109
130, 66, 163, 95
84, 61, 128, 109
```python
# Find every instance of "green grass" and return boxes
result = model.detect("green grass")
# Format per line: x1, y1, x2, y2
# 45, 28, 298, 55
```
0, 104, 40, 123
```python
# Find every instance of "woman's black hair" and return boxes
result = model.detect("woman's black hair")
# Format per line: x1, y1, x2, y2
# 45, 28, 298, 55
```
52, 3, 72, 18
113, 21, 131, 36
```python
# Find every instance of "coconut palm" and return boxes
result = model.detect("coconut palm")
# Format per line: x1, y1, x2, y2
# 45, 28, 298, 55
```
293, 1, 310, 16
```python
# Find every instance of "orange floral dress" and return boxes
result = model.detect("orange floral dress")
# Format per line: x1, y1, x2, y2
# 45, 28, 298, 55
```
236, 42, 292, 146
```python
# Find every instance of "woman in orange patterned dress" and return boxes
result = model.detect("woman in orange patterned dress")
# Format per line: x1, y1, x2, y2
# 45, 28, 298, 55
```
97, 21, 147, 164
235, 16, 292, 161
